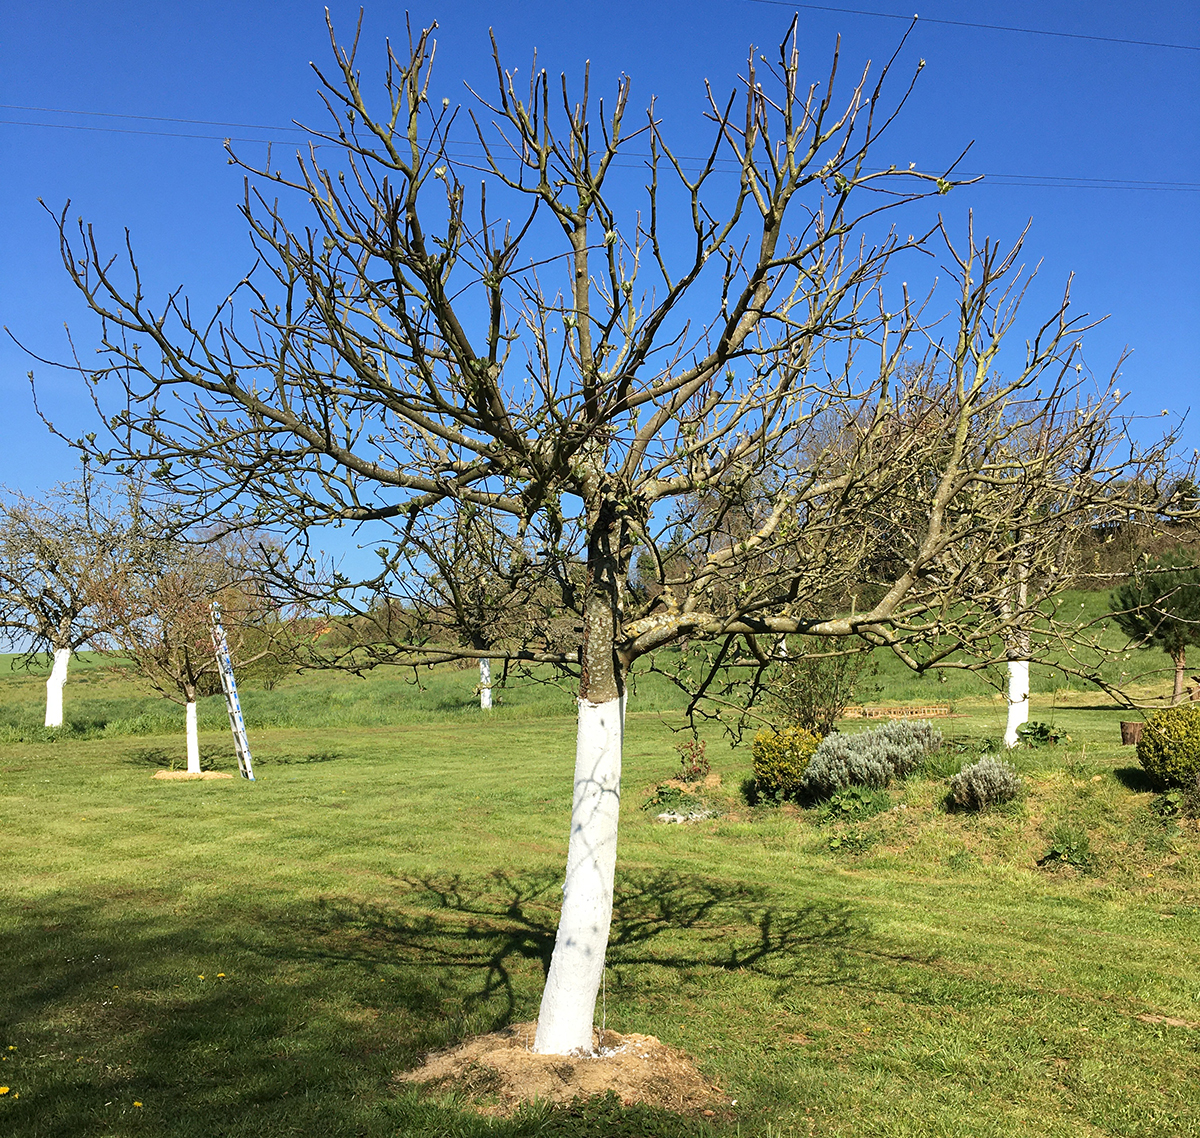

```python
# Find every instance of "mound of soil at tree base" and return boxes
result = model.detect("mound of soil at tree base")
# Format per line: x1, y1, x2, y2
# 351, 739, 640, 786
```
398, 1021, 724, 1116
151, 770, 234, 781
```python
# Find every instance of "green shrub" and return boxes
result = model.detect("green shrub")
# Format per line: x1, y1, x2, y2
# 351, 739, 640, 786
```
948, 756, 1023, 811
751, 726, 821, 799
1137, 704, 1200, 788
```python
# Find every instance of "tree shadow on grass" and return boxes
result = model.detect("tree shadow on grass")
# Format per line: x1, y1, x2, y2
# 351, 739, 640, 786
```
123, 745, 231, 772
290, 868, 891, 1028
0, 871, 917, 1137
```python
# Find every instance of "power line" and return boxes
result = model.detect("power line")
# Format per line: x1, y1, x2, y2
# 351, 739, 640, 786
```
3, 112, 1198, 192
0, 102, 307, 134
745, 1, 1200, 52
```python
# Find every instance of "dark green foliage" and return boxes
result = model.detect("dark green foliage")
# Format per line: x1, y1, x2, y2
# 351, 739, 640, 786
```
798, 719, 942, 800
948, 756, 1023, 811
1039, 822, 1093, 871
750, 726, 821, 800
1137, 703, 1200, 788
1015, 720, 1067, 746
1110, 552, 1200, 698
1151, 784, 1200, 821
817, 785, 891, 823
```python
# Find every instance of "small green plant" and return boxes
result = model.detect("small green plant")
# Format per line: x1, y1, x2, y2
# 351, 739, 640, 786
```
642, 784, 702, 813
826, 828, 879, 855
817, 784, 890, 823
948, 755, 1023, 812
751, 725, 821, 800
675, 736, 710, 783
1150, 781, 1200, 821
1039, 821, 1093, 871
1137, 703, 1200, 789
1016, 720, 1069, 746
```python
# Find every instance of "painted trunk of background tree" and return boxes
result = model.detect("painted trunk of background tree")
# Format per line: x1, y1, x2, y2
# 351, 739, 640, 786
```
45, 646, 71, 727
1003, 567, 1031, 748
45, 16, 1187, 1057
478, 658, 492, 709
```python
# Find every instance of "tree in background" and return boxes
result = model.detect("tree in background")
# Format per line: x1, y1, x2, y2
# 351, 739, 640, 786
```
97, 535, 295, 772
45, 19, 1183, 1052
1111, 553, 1200, 704
0, 469, 166, 727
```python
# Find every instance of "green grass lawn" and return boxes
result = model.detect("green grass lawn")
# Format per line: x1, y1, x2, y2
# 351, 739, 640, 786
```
2, 645, 1199, 1136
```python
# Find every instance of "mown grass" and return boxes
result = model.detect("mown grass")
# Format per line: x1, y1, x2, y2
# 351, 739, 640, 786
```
2, 641, 1199, 1137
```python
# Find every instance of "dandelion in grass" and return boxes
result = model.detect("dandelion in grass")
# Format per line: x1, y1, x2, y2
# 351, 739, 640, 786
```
0, 1087, 9, 1095
133, 1101, 143, 1107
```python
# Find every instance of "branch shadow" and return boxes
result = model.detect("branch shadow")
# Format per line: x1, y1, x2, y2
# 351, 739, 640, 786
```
0, 869, 921, 1136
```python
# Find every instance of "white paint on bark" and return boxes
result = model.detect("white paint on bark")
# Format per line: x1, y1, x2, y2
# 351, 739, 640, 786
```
1003, 659, 1030, 748
185, 701, 201, 774
44, 647, 70, 728
480, 657, 492, 710
533, 693, 625, 1055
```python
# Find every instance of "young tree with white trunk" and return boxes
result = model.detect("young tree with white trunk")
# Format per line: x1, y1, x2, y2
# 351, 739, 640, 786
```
95, 536, 292, 772
42, 18, 1180, 1052
0, 470, 161, 727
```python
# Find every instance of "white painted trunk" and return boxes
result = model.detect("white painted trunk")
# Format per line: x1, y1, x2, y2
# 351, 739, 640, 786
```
479, 657, 492, 710
44, 647, 70, 728
533, 694, 625, 1055
185, 701, 201, 774
1003, 659, 1030, 748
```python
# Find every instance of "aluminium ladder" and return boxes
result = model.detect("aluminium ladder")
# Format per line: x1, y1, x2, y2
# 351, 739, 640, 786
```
210, 602, 255, 781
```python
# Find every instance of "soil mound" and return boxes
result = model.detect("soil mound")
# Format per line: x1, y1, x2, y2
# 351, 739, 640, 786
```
151, 770, 234, 781
398, 1021, 721, 1115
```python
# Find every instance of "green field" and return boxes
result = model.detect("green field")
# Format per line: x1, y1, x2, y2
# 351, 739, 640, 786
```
2, 639, 1198, 1136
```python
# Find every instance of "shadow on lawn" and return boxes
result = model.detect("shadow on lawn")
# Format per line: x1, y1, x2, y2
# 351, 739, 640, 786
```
298, 868, 872, 1025
0, 872, 884, 1136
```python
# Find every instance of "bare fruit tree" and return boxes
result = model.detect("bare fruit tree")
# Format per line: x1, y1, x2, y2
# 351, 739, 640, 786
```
95, 533, 295, 773
42, 18, 1177, 1052
0, 469, 165, 727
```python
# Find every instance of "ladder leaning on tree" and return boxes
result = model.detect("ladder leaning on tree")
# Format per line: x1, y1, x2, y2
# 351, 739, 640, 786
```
210, 602, 255, 781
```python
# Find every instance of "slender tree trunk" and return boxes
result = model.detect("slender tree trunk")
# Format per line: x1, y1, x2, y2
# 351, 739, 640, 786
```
1003, 659, 1030, 748
1173, 648, 1187, 705
44, 647, 70, 728
534, 501, 626, 1055
479, 657, 492, 710
1002, 568, 1030, 749
185, 700, 201, 774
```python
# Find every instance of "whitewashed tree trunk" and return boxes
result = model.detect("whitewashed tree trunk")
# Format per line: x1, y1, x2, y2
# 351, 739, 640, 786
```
533, 692, 625, 1054
479, 657, 492, 710
44, 647, 70, 728
185, 700, 201, 773
1003, 659, 1030, 748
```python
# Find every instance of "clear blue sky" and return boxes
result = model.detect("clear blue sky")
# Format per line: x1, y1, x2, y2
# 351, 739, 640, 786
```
2, 1, 1197, 495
